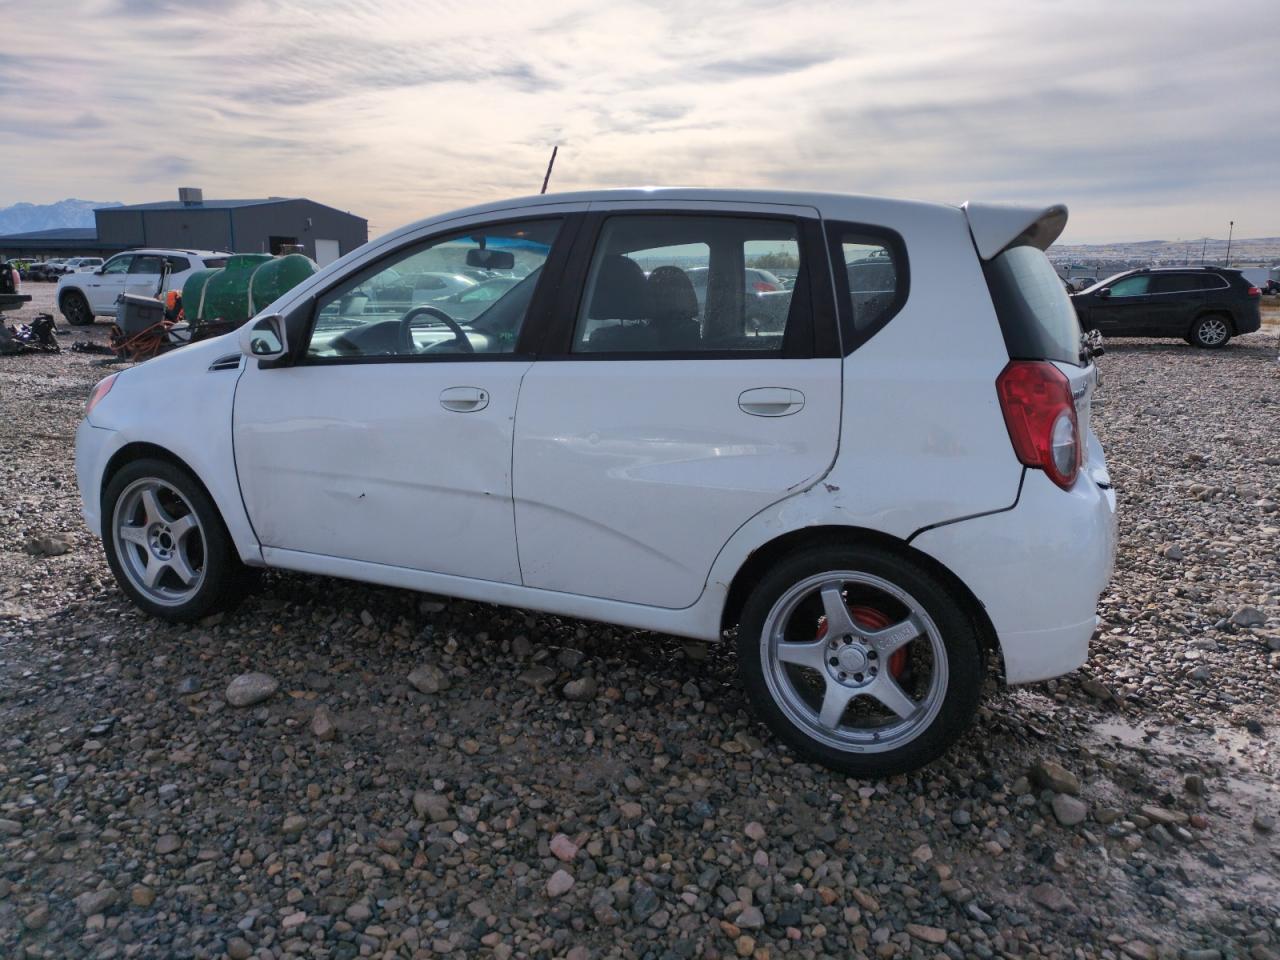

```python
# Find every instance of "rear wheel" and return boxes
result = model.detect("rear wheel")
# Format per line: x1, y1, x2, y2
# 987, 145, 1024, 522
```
736, 543, 984, 777
1190, 314, 1231, 348
61, 291, 93, 326
102, 458, 245, 621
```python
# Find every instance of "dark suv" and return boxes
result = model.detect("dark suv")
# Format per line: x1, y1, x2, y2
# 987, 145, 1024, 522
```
1071, 267, 1262, 348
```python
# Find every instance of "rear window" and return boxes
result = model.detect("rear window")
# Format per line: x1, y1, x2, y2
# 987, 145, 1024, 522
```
984, 245, 1082, 366
202, 257, 228, 269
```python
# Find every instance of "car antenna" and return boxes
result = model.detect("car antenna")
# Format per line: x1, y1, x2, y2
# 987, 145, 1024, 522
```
540, 146, 558, 195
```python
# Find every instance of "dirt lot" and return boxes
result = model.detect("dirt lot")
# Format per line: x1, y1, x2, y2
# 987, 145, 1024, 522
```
1, 284, 1278, 960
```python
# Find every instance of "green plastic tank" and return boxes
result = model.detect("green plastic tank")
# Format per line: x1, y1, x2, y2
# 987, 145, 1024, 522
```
182, 253, 316, 326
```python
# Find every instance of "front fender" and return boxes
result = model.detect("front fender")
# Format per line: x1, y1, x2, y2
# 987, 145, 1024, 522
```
82, 335, 261, 564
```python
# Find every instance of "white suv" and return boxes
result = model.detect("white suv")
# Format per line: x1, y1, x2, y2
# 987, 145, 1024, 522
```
57, 248, 230, 325
74, 189, 1116, 776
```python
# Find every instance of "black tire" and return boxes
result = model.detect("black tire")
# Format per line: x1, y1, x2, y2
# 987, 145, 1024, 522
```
736, 543, 984, 777
1189, 314, 1231, 348
61, 290, 94, 326
101, 458, 245, 622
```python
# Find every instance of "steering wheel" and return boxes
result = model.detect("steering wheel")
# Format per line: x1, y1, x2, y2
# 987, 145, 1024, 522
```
397, 305, 473, 354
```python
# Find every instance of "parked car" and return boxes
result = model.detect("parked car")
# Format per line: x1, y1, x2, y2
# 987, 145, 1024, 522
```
1071, 266, 1262, 347
28, 259, 67, 281
56, 249, 231, 326
75, 189, 1115, 776
64, 256, 104, 273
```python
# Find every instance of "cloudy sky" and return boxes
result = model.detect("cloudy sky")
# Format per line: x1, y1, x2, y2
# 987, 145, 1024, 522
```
3, 0, 1277, 243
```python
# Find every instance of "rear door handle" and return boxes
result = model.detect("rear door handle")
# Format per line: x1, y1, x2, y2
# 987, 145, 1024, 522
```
439, 386, 489, 413
738, 387, 804, 417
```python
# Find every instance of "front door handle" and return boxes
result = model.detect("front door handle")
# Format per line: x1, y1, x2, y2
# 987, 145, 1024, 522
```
739, 387, 804, 417
440, 386, 489, 413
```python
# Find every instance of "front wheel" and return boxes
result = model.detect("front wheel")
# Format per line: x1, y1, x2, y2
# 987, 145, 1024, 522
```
61, 291, 94, 326
1190, 314, 1231, 348
736, 544, 984, 777
102, 458, 245, 621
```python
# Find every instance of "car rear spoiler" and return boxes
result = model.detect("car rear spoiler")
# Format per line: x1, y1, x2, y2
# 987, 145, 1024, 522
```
962, 202, 1068, 260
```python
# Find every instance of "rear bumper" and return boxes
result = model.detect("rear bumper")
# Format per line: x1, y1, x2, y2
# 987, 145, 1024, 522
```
1235, 306, 1261, 335
913, 467, 1117, 684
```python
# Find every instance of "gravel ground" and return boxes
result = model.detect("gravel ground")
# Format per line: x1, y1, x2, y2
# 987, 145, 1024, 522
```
2, 283, 1278, 960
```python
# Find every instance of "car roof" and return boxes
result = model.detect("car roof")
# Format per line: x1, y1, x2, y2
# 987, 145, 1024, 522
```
375, 188, 1066, 261
118, 248, 232, 257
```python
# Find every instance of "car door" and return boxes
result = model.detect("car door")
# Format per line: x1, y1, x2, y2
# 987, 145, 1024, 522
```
1146, 273, 1201, 335
1090, 274, 1150, 335
511, 204, 842, 609
85, 254, 133, 312
125, 254, 166, 299
233, 214, 577, 582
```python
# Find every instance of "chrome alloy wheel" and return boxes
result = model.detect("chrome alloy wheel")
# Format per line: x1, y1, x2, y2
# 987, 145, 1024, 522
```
760, 571, 948, 753
112, 478, 207, 606
1196, 317, 1228, 346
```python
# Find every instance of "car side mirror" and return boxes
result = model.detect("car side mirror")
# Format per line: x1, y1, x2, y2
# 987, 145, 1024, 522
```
240, 314, 288, 360
1096, 288, 1110, 299
94, 269, 105, 276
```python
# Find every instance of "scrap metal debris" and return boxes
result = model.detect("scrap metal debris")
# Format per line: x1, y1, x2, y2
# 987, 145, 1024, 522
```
0, 314, 59, 355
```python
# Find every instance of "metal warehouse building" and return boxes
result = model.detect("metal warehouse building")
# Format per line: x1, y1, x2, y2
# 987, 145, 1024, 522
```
1, 189, 368, 265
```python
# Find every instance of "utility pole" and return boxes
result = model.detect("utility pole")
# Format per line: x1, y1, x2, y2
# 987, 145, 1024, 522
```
1225, 220, 1234, 266
540, 146, 559, 195
1200, 237, 1209, 265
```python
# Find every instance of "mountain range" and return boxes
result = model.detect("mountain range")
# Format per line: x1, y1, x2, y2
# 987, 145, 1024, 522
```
0, 199, 122, 235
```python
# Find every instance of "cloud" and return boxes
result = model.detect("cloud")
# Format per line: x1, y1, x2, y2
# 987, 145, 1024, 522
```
2, 0, 1276, 243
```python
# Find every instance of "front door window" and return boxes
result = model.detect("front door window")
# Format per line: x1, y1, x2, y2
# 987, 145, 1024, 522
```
305, 219, 561, 360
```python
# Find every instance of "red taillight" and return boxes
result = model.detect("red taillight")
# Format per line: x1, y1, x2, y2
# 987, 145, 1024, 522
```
1247, 286, 1261, 297
86, 374, 117, 416
752, 281, 778, 293
995, 361, 1080, 490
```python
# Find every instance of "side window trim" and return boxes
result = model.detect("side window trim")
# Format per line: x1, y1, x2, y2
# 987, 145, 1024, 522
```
290, 214, 578, 366
540, 209, 832, 360
824, 219, 910, 355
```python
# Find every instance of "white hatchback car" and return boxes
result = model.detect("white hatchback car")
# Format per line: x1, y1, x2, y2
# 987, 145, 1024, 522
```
76, 189, 1116, 776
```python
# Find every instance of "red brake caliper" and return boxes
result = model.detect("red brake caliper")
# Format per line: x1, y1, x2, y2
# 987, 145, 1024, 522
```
816, 605, 909, 678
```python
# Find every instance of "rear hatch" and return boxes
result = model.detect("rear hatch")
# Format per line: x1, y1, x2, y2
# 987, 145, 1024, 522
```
980, 238, 1108, 489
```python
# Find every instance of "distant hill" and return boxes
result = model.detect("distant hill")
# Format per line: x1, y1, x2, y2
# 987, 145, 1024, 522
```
1051, 236, 1280, 271
0, 199, 122, 235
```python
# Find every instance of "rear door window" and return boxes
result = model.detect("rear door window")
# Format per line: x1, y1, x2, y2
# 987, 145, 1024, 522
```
983, 244, 1083, 366
1150, 274, 1200, 294
570, 215, 810, 355
129, 255, 165, 275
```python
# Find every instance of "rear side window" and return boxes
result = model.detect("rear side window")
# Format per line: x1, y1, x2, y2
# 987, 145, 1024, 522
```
129, 255, 165, 275
1195, 274, 1228, 290
825, 222, 907, 352
983, 245, 1083, 366
202, 257, 228, 269
571, 215, 809, 356
1150, 274, 1201, 294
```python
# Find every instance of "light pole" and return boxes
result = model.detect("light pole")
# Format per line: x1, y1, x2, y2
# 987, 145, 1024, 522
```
1225, 220, 1234, 266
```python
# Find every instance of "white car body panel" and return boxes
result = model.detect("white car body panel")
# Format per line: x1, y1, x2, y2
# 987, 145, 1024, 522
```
233, 360, 530, 584
513, 357, 842, 608
75, 334, 258, 561
73, 188, 1116, 688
